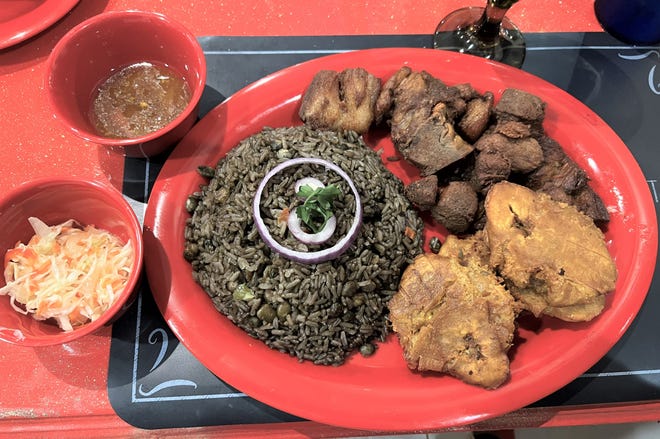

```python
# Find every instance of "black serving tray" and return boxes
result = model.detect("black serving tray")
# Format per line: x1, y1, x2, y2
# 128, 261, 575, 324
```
109, 32, 660, 429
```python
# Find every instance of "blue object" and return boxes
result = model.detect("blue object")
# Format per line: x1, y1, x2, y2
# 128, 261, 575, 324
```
595, 0, 660, 45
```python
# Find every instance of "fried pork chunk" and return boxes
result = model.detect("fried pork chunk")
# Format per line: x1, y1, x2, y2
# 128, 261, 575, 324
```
523, 136, 610, 223
389, 251, 517, 389
298, 68, 381, 134
458, 92, 494, 143
404, 174, 438, 211
431, 181, 479, 234
485, 181, 617, 322
495, 88, 546, 124
378, 67, 474, 176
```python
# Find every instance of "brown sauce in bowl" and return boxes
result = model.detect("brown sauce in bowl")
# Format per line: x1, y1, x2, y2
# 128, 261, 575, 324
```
90, 62, 192, 138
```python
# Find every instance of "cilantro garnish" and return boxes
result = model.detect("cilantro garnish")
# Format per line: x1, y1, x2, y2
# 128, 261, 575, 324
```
295, 184, 342, 233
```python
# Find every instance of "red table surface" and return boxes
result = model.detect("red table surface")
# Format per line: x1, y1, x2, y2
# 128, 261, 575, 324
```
2, 1, 658, 437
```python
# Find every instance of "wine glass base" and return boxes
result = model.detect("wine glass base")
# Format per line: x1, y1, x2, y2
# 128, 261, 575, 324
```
432, 7, 526, 68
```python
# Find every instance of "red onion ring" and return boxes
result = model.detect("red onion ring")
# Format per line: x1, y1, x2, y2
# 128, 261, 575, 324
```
253, 157, 363, 264
287, 210, 337, 244
289, 177, 336, 244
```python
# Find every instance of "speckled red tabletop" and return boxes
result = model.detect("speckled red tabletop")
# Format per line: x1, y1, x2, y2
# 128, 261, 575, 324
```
3, 1, 656, 437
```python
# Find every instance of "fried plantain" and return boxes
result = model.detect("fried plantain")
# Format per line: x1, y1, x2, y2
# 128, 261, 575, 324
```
485, 181, 617, 322
389, 251, 517, 389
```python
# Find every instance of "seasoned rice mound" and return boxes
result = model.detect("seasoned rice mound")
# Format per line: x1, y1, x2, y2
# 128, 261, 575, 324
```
184, 126, 424, 365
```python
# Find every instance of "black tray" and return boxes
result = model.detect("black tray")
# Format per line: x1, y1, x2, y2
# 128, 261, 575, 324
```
109, 32, 660, 429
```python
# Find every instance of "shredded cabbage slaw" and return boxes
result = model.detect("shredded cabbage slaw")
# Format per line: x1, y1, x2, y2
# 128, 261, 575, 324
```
0, 217, 134, 332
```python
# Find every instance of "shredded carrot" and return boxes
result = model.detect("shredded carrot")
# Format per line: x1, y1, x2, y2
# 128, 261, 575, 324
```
0, 217, 134, 332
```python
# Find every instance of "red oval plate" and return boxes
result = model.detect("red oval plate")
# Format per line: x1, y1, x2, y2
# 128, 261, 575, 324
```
0, 0, 79, 50
143, 48, 658, 431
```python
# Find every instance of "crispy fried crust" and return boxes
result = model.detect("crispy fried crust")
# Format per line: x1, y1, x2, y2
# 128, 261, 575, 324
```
485, 181, 617, 321
431, 181, 478, 234
404, 174, 438, 211
389, 252, 517, 389
298, 68, 381, 134
439, 231, 492, 268
384, 69, 474, 176
374, 65, 412, 123
458, 92, 493, 143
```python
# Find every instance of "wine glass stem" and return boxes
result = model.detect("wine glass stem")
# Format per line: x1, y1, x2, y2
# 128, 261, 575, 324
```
474, 3, 511, 47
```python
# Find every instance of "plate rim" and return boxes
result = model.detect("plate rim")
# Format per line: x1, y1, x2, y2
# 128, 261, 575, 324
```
143, 47, 658, 431
0, 0, 80, 50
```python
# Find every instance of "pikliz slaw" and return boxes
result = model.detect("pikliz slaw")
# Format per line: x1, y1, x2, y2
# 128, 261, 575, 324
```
0, 217, 134, 331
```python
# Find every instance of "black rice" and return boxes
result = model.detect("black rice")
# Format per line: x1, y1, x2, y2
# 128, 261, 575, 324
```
184, 126, 423, 365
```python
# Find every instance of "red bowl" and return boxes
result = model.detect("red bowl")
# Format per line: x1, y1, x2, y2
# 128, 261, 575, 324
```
0, 178, 143, 346
45, 10, 206, 158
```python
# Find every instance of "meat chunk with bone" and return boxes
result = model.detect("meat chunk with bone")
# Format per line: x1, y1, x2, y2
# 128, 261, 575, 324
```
378, 67, 474, 176
402, 103, 474, 176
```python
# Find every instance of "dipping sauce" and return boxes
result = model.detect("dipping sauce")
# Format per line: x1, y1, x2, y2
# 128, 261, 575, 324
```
90, 62, 192, 138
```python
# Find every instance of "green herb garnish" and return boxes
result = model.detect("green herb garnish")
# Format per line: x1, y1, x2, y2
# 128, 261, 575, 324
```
296, 184, 342, 233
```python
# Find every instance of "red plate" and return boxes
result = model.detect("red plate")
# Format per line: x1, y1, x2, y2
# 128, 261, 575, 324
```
143, 48, 658, 431
0, 0, 79, 50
